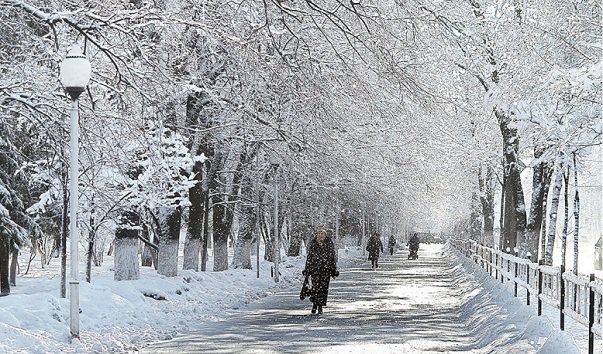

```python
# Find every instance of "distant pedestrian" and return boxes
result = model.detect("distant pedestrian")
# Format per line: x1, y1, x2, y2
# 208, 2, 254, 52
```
303, 227, 339, 314
366, 232, 384, 268
388, 235, 396, 255
407, 233, 420, 260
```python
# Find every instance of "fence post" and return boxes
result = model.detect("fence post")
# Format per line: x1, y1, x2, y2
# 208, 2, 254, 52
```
537, 260, 543, 316
479, 245, 483, 268
526, 264, 530, 306
514, 261, 518, 297
588, 273, 595, 354
494, 253, 498, 280
489, 249, 493, 275
560, 264, 565, 331
501, 256, 505, 284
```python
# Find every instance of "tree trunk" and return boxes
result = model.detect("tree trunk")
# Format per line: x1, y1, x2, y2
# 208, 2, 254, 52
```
334, 200, 340, 262
9, 248, 17, 287
86, 197, 96, 283
262, 210, 275, 262
206, 148, 225, 272
287, 219, 306, 257
469, 192, 481, 241
544, 157, 564, 266
201, 192, 210, 271
114, 210, 140, 281
52, 166, 68, 261
35, 238, 46, 268
212, 198, 230, 271
0, 240, 9, 296
480, 167, 494, 247
572, 154, 580, 274
210, 149, 242, 272
182, 87, 207, 270
479, 166, 496, 248
360, 211, 366, 248
231, 177, 256, 269
92, 240, 104, 267
183, 60, 225, 271
141, 223, 154, 267
560, 166, 570, 268
157, 206, 182, 277
183, 160, 204, 271
539, 167, 552, 260
107, 240, 114, 256
499, 177, 505, 249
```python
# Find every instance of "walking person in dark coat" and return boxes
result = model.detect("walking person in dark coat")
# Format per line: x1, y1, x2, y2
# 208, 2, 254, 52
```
303, 227, 339, 314
366, 232, 384, 268
388, 235, 397, 255
407, 233, 420, 259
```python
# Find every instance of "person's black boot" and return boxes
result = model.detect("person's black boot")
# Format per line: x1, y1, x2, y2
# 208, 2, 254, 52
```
317, 305, 323, 314
311, 303, 317, 314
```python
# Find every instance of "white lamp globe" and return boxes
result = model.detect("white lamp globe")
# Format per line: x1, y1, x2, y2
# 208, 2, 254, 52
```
59, 45, 91, 100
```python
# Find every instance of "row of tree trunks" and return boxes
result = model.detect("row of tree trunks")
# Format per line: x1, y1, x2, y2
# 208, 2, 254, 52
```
497, 108, 527, 253
182, 86, 210, 272
231, 154, 257, 269
544, 156, 564, 265
523, 145, 553, 260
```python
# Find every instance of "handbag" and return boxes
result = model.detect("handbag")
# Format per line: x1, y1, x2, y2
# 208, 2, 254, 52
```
300, 275, 313, 300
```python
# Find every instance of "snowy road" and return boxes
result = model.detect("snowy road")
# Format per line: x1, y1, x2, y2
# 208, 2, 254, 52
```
142, 245, 546, 353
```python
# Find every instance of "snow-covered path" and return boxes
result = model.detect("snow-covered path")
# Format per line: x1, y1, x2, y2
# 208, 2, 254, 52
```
141, 245, 573, 353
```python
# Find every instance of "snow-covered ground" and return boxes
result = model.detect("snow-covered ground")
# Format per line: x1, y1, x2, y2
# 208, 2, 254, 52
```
448, 245, 602, 353
0, 243, 599, 353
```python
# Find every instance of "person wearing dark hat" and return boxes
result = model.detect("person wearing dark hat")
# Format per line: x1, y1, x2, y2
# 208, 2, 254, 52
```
303, 227, 339, 314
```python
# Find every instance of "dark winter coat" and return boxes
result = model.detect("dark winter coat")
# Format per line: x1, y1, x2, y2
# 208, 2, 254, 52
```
408, 234, 420, 247
305, 237, 337, 276
388, 236, 396, 248
304, 237, 337, 306
407, 235, 420, 252
366, 236, 384, 260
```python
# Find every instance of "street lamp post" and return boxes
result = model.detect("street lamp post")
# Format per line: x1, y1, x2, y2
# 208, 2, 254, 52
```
59, 45, 91, 340
269, 152, 281, 283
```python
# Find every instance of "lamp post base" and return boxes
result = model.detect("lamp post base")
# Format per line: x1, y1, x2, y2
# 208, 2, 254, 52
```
69, 280, 80, 340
